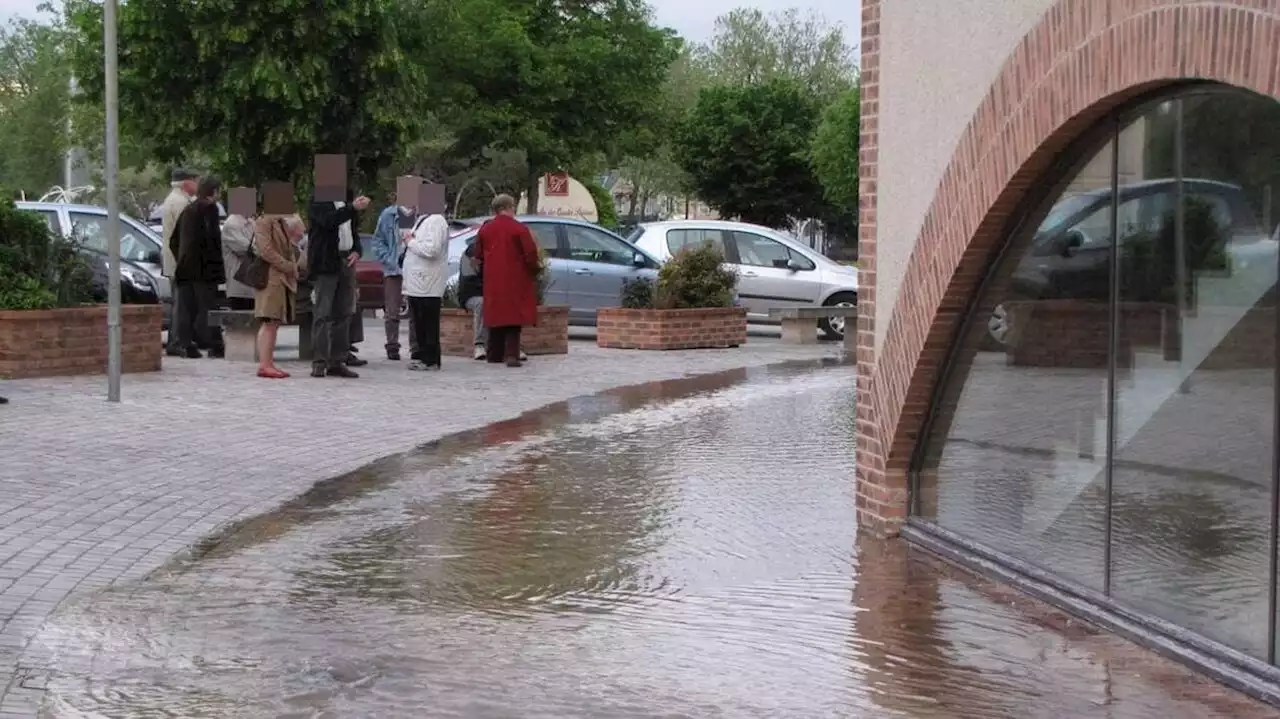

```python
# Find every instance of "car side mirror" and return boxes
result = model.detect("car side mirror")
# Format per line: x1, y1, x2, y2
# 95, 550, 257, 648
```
633, 252, 647, 267
1061, 231, 1085, 257
786, 259, 803, 271
145, 250, 162, 265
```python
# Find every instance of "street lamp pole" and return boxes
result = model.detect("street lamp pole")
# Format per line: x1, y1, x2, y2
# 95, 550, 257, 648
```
104, 0, 121, 402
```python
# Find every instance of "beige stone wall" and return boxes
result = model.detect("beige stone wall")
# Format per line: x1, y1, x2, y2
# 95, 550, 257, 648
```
874, 0, 1055, 348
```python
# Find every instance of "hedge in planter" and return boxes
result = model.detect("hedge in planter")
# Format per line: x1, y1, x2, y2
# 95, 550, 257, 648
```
440, 247, 570, 356
0, 196, 163, 378
597, 242, 747, 350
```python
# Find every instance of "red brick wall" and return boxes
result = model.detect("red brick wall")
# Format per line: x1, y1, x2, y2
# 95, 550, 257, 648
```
0, 305, 163, 378
856, 0, 1280, 535
596, 307, 747, 350
440, 306, 570, 357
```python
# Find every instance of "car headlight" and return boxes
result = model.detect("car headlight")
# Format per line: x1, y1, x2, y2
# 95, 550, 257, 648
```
117, 264, 154, 292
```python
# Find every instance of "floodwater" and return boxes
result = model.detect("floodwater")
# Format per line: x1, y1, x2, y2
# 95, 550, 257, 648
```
28, 362, 1280, 718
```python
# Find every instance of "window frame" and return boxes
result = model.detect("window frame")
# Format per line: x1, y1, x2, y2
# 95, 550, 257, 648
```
562, 223, 640, 267
729, 230, 817, 271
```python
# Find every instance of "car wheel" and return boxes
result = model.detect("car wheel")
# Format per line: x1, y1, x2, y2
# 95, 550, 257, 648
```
399, 296, 410, 320
820, 292, 858, 340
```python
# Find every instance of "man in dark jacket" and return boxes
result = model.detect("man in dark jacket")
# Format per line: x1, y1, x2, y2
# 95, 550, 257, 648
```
170, 176, 226, 358
307, 188, 370, 377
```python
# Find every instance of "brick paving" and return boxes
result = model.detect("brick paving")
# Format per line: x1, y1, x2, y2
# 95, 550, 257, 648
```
0, 331, 840, 715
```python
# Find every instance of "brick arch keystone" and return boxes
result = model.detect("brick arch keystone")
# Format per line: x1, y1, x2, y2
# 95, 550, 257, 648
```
856, 0, 1280, 535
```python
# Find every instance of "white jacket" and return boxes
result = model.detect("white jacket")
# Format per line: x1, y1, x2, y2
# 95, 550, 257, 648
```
402, 213, 450, 297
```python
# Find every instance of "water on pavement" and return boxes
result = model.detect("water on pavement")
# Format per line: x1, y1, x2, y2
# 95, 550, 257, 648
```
28, 363, 1279, 717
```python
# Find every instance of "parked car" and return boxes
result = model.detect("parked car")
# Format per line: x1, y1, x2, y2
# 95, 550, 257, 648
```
354, 234, 393, 314
628, 219, 860, 339
84, 252, 162, 306
445, 216, 661, 326
986, 178, 1276, 347
17, 202, 171, 327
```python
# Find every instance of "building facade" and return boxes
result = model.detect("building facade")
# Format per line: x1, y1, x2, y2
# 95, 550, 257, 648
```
857, 0, 1280, 702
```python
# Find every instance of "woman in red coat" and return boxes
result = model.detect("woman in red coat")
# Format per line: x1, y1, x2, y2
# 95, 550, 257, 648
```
474, 194, 539, 366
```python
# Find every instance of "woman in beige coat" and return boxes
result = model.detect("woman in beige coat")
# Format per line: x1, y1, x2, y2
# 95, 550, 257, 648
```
254, 214, 307, 378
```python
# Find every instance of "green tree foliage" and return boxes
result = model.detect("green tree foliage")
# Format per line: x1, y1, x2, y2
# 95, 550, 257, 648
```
698, 8, 857, 103
810, 85, 860, 216
0, 11, 71, 196
0, 196, 92, 309
581, 178, 619, 230
65, 0, 432, 189
425, 0, 679, 212
677, 79, 826, 228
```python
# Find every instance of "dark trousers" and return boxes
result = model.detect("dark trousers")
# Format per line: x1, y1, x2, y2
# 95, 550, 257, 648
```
407, 296, 442, 367
174, 281, 223, 351
486, 326, 522, 363
312, 270, 353, 367
226, 296, 254, 311
165, 286, 183, 352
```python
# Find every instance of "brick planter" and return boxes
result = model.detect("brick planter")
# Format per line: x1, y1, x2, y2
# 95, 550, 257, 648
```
596, 307, 747, 350
441, 305, 570, 357
0, 304, 163, 378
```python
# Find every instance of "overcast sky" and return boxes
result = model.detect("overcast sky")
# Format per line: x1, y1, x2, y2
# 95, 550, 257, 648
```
1, 0, 861, 45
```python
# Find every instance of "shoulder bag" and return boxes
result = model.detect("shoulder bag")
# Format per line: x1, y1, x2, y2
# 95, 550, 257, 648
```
233, 220, 276, 291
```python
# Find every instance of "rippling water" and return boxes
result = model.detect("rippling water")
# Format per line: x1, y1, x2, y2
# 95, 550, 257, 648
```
29, 363, 1277, 718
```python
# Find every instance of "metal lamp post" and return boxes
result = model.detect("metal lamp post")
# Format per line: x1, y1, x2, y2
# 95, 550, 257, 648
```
104, 0, 121, 401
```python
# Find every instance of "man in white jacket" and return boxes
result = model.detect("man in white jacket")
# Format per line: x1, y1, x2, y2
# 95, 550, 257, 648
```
400, 213, 450, 370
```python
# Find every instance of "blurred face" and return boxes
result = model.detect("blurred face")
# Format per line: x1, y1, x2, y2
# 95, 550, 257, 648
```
181, 178, 197, 195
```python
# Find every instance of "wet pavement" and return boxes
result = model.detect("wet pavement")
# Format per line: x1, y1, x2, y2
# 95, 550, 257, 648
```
21, 363, 1280, 718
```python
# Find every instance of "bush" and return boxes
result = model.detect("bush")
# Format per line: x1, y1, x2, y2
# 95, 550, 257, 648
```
534, 246, 552, 305
620, 276, 655, 309
583, 179, 619, 231
654, 242, 737, 310
0, 196, 93, 310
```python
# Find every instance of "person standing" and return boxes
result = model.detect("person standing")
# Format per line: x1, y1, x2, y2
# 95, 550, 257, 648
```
221, 205, 256, 311
456, 238, 488, 360
307, 189, 370, 378
401, 212, 450, 371
170, 176, 226, 358
370, 201, 418, 360
345, 238, 369, 368
162, 168, 198, 356
253, 214, 307, 379
473, 194, 538, 367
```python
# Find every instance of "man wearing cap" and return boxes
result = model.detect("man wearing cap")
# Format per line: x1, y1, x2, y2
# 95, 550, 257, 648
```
162, 168, 198, 356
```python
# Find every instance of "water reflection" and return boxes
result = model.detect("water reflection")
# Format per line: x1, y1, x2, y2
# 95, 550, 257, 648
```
30, 364, 1277, 718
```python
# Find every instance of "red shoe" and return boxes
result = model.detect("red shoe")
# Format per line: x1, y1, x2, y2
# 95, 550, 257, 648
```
257, 367, 290, 379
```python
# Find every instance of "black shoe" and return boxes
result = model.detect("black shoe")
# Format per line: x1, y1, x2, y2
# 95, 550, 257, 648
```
387, 348, 401, 361
346, 353, 369, 367
505, 358, 523, 368
165, 349, 185, 357
0, 396, 8, 405
207, 347, 225, 359
310, 363, 327, 378
185, 347, 203, 359
327, 364, 359, 378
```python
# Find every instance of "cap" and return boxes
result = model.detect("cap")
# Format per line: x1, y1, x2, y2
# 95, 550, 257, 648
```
170, 167, 198, 182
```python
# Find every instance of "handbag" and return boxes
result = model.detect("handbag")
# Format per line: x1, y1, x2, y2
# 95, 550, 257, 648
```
232, 221, 276, 291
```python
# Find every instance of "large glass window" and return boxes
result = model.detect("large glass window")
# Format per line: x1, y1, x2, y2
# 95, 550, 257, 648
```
914, 88, 1280, 662
68, 212, 160, 265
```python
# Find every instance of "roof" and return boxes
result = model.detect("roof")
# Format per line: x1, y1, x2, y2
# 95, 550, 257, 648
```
454, 215, 615, 230
636, 218, 780, 233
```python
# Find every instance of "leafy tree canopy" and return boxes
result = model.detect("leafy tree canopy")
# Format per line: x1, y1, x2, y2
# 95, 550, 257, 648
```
810, 85, 860, 216
677, 78, 825, 228
65, 0, 433, 190
0, 8, 71, 196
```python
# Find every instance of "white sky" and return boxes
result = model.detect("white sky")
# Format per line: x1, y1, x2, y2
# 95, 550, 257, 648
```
2, 0, 862, 46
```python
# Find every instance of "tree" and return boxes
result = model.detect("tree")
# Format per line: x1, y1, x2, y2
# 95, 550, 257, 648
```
65, 0, 432, 191
0, 10, 71, 196
698, 8, 857, 103
677, 79, 825, 228
426, 0, 679, 213
810, 85, 860, 217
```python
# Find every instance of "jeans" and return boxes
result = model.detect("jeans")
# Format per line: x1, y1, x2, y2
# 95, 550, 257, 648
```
464, 296, 488, 347
311, 270, 353, 367
174, 281, 223, 352
383, 275, 417, 353
407, 296, 442, 367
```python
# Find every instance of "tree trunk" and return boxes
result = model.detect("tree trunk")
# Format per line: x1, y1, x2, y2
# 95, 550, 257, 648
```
524, 162, 540, 215
627, 183, 641, 222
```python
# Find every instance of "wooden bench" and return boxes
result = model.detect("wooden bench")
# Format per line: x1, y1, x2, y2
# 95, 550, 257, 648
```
209, 309, 313, 362
768, 307, 860, 350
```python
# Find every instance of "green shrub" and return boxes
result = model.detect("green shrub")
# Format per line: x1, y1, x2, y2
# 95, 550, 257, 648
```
442, 283, 461, 309
1120, 197, 1229, 304
654, 242, 737, 310
0, 196, 93, 310
583, 179, 619, 231
620, 276, 655, 309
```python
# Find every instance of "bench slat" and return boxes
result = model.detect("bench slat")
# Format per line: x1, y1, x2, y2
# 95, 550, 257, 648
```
768, 307, 859, 320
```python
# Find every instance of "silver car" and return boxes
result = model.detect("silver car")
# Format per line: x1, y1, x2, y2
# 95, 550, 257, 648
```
445, 216, 661, 326
629, 219, 859, 338
16, 201, 172, 326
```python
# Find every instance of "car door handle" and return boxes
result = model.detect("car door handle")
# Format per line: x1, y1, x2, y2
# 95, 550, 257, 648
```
742, 271, 759, 277
574, 268, 593, 275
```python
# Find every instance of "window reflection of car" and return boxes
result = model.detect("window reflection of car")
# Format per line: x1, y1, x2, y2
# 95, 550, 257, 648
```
17, 201, 169, 326
987, 178, 1275, 346
444, 216, 661, 327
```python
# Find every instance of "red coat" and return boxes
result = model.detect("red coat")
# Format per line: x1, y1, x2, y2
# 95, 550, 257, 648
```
475, 213, 539, 328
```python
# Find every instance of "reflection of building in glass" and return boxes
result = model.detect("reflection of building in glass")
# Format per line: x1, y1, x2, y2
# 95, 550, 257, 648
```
857, 0, 1280, 704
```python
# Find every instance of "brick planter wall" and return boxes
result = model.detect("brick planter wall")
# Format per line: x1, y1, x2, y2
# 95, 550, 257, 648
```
596, 307, 747, 350
441, 305, 570, 357
0, 305, 163, 378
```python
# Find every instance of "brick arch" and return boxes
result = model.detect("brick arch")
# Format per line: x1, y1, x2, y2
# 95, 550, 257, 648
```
856, 0, 1280, 535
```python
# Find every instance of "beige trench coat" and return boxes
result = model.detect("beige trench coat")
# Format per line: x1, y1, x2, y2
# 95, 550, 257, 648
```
252, 216, 305, 322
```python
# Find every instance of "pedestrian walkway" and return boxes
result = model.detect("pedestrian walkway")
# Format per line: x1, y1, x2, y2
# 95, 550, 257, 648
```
0, 339, 841, 714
